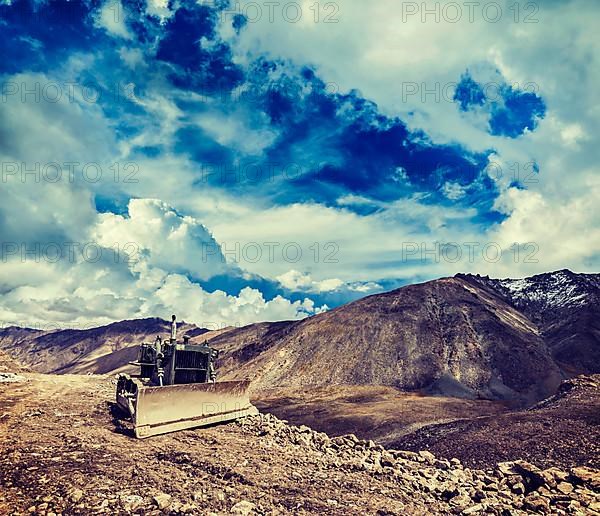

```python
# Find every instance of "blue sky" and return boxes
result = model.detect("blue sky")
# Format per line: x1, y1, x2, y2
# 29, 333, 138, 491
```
0, 0, 598, 328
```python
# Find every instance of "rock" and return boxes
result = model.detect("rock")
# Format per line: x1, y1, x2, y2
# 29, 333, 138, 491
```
121, 494, 144, 512
498, 461, 546, 492
419, 451, 436, 464
556, 482, 574, 495
472, 489, 487, 502
393, 450, 420, 462
416, 472, 434, 490
0, 372, 27, 383
543, 467, 569, 483
381, 451, 396, 467
537, 486, 553, 498
462, 503, 485, 514
589, 501, 600, 512
435, 459, 451, 470
449, 494, 471, 509
153, 493, 172, 510
539, 470, 558, 489
67, 488, 84, 503
570, 466, 600, 490
369, 451, 383, 466
230, 500, 256, 515
523, 494, 550, 514
498, 462, 518, 476
511, 482, 525, 495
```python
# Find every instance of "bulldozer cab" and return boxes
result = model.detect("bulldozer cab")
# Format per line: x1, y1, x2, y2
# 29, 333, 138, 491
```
135, 339, 217, 386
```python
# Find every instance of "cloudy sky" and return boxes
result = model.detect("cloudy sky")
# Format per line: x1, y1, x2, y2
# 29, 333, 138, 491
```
1, 0, 598, 329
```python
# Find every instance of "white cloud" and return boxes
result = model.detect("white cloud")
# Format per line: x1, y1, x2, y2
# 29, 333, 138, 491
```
193, 110, 278, 156
94, 0, 133, 40
92, 198, 230, 281
488, 178, 600, 276
119, 47, 145, 69
442, 182, 467, 200
0, 198, 328, 328
141, 275, 325, 327
145, 0, 173, 21
276, 270, 344, 292
560, 123, 588, 149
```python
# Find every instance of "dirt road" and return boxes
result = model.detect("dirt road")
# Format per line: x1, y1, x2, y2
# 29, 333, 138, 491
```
0, 373, 431, 515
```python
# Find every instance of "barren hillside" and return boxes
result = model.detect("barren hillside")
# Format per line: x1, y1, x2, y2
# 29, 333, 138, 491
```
458, 270, 600, 375
392, 375, 600, 471
213, 276, 563, 405
0, 318, 205, 375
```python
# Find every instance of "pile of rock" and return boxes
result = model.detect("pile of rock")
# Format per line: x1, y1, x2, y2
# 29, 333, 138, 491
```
239, 414, 600, 514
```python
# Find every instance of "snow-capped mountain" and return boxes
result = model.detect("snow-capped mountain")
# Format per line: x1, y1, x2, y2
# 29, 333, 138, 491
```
458, 270, 600, 375
457, 269, 600, 314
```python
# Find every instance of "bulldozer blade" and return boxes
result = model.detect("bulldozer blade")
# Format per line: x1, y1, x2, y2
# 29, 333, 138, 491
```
116, 376, 258, 438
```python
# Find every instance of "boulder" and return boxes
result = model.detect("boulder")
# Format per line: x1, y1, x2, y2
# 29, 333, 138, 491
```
121, 494, 144, 512
556, 482, 574, 495
570, 466, 600, 490
153, 493, 172, 510
230, 500, 256, 515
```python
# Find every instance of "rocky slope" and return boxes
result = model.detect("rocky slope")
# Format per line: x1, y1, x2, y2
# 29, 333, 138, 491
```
0, 371, 598, 515
213, 276, 563, 405
457, 270, 600, 375
392, 374, 600, 471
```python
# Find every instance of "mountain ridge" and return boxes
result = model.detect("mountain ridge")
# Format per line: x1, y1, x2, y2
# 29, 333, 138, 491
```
1, 269, 598, 406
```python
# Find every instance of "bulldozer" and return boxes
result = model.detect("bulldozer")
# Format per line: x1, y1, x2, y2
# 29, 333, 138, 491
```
116, 315, 258, 438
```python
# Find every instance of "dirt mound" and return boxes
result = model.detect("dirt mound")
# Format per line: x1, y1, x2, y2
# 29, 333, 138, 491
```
1, 372, 598, 515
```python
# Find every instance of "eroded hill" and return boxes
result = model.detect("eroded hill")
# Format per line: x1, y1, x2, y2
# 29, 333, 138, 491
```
457, 270, 600, 375
213, 276, 563, 405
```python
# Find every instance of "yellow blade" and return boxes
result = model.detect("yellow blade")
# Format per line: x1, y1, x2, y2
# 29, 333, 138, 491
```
118, 378, 258, 438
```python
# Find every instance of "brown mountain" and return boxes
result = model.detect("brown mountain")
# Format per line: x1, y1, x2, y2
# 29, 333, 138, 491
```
212, 276, 564, 405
